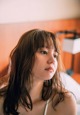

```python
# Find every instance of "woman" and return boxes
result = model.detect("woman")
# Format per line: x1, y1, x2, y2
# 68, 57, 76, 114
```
0, 29, 77, 115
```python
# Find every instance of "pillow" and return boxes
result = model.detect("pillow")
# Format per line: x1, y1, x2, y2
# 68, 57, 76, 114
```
60, 72, 80, 104
77, 104, 80, 115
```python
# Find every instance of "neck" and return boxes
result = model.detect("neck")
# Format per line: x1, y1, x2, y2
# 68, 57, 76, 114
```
29, 79, 44, 103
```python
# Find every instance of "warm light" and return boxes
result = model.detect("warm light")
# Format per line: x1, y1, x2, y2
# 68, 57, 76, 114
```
62, 38, 80, 54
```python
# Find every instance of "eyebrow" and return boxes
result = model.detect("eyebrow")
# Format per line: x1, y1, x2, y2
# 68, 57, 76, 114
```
39, 47, 57, 52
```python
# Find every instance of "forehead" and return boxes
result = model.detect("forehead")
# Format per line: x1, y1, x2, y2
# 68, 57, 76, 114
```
42, 37, 55, 49
32, 31, 58, 53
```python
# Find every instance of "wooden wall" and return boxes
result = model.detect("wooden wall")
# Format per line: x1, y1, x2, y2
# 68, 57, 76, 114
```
0, 19, 80, 77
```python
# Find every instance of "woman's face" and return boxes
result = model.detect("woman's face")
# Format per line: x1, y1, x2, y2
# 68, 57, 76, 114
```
31, 45, 58, 81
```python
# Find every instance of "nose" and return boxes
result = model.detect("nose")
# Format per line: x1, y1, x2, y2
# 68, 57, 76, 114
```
47, 54, 55, 64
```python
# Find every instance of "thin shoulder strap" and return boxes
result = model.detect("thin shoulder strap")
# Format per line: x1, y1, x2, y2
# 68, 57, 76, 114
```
44, 100, 49, 115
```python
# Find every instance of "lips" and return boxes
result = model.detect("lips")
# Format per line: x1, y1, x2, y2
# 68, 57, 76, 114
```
45, 67, 54, 72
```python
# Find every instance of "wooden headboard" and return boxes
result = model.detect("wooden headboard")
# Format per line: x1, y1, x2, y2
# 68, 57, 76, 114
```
0, 19, 80, 77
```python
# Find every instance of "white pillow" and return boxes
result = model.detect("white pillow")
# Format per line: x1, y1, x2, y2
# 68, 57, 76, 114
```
60, 72, 80, 104
77, 104, 80, 115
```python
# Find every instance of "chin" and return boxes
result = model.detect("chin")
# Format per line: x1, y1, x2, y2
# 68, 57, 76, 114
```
44, 75, 53, 80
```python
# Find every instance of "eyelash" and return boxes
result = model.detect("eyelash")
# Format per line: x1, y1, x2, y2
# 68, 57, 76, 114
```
40, 50, 48, 55
54, 54, 58, 58
40, 50, 58, 58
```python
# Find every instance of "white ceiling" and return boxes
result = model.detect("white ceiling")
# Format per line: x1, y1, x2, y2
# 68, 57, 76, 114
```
0, 0, 80, 23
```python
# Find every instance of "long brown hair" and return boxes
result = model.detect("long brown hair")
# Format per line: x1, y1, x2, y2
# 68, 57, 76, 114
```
3, 29, 64, 115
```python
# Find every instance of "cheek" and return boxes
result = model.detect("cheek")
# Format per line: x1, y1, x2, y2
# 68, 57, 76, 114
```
54, 60, 58, 70
32, 59, 42, 73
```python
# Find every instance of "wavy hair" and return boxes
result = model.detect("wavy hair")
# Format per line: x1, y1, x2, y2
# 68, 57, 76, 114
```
3, 29, 65, 115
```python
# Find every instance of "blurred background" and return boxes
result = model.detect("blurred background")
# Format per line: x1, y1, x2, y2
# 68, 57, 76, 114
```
0, 0, 80, 83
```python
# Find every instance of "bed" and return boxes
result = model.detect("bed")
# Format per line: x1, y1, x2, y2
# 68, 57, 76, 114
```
60, 72, 80, 115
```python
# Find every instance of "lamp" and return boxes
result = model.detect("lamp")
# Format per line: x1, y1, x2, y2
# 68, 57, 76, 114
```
56, 30, 80, 75
63, 38, 80, 54
56, 30, 80, 54
62, 37, 80, 75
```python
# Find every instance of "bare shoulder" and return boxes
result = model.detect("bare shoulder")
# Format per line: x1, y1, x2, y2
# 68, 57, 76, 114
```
48, 90, 77, 115
63, 91, 77, 115
0, 96, 4, 115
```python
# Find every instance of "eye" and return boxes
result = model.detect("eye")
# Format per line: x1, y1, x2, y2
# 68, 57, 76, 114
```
53, 53, 58, 58
40, 50, 48, 55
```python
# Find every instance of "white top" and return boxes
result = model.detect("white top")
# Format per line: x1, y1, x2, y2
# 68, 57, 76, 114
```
44, 100, 49, 115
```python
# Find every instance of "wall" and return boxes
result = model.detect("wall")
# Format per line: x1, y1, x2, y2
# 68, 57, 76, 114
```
0, 0, 80, 23
0, 0, 80, 77
0, 19, 80, 77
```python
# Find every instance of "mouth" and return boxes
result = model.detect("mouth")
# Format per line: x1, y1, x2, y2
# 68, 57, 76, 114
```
45, 67, 54, 73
